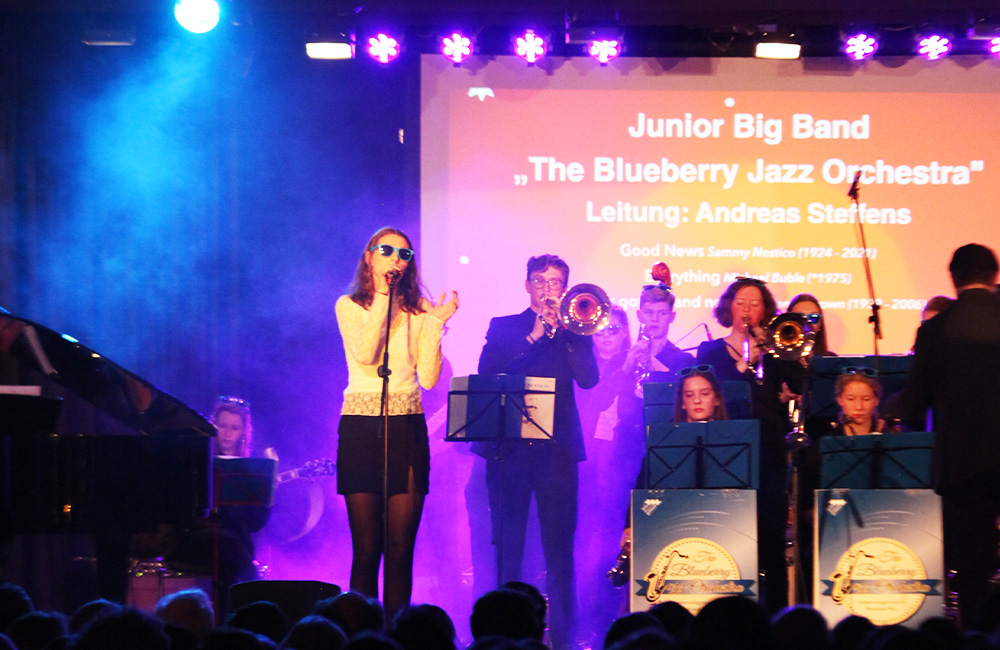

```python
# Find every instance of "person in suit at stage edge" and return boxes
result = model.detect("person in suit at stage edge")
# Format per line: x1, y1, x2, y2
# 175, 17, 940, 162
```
886, 243, 1000, 631
334, 226, 459, 620
476, 253, 599, 650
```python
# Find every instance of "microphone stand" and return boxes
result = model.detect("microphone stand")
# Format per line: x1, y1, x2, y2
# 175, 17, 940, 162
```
784, 364, 813, 606
848, 173, 883, 367
378, 275, 397, 573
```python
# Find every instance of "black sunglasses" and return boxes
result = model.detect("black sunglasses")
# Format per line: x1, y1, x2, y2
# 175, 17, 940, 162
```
369, 244, 414, 262
843, 366, 878, 377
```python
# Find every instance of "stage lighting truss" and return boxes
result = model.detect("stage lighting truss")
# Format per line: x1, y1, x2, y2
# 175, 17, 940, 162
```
917, 34, 952, 60
367, 32, 401, 63
588, 39, 621, 64
753, 28, 801, 59
306, 30, 356, 60
441, 32, 473, 64
843, 32, 879, 60
515, 30, 548, 64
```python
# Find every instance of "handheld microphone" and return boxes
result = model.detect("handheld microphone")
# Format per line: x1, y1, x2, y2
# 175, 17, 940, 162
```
387, 270, 401, 285
847, 171, 862, 199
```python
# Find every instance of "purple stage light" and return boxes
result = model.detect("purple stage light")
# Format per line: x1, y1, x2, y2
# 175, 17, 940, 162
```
917, 35, 951, 60
844, 33, 878, 60
589, 39, 621, 64
442, 32, 472, 64
367, 33, 400, 63
990, 37, 1000, 58
515, 30, 546, 64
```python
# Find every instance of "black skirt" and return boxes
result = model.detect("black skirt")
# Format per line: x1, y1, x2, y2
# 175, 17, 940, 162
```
336, 413, 430, 496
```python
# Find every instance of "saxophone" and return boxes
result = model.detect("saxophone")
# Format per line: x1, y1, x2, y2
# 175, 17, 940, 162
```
633, 324, 651, 398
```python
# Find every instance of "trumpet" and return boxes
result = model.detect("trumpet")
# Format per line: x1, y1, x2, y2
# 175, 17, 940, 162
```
766, 312, 821, 362
540, 283, 613, 338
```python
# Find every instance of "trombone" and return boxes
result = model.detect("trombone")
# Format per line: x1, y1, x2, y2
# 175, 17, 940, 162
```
540, 283, 613, 337
765, 312, 821, 362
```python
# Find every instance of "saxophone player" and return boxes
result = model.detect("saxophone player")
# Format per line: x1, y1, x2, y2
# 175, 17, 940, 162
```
606, 281, 695, 552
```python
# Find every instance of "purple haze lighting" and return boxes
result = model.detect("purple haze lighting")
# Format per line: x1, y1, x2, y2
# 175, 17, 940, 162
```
918, 35, 952, 60
367, 33, 400, 63
990, 37, 1000, 57
442, 32, 472, 64
844, 33, 878, 60
515, 30, 546, 64
589, 39, 621, 64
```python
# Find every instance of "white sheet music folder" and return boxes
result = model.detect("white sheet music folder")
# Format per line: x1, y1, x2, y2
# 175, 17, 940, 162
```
446, 374, 555, 441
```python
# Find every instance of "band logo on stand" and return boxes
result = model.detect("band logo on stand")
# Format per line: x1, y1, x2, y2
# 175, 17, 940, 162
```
821, 537, 940, 626
638, 536, 755, 609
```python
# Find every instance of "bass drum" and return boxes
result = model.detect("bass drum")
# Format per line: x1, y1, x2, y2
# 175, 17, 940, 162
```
265, 479, 326, 544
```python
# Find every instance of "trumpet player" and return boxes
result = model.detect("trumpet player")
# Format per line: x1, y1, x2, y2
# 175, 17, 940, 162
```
476, 254, 598, 650
613, 283, 696, 470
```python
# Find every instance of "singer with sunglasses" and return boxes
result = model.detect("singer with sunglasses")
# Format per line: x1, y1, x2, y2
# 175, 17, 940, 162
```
476, 253, 599, 650
335, 227, 458, 619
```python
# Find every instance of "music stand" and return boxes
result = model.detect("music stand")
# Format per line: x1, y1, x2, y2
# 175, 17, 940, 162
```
446, 374, 554, 442
209, 457, 277, 618
644, 420, 759, 489
446, 374, 555, 588
820, 432, 934, 489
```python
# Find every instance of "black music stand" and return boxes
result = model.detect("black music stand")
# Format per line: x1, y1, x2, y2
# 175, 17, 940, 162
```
644, 420, 759, 489
0, 392, 62, 436
213, 458, 278, 508
820, 432, 934, 489
209, 457, 277, 619
446, 374, 555, 588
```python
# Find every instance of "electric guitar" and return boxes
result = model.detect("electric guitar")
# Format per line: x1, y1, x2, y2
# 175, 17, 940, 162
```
275, 458, 336, 485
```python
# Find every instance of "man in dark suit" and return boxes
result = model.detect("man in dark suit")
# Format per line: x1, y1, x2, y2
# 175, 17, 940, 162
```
891, 243, 1000, 629
477, 254, 599, 650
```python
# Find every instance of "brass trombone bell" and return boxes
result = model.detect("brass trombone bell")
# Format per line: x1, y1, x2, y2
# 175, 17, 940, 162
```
559, 283, 612, 335
767, 312, 821, 361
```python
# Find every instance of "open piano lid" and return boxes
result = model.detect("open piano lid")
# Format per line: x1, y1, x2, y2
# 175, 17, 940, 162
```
0, 310, 215, 437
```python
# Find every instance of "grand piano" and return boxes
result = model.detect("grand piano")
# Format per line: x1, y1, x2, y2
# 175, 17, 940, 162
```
0, 310, 214, 605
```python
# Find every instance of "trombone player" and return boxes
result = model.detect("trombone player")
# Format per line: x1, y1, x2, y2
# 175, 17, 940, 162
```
477, 254, 599, 650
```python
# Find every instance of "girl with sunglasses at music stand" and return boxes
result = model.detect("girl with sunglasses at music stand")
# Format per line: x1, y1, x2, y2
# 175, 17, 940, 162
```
617, 366, 728, 571
335, 226, 458, 619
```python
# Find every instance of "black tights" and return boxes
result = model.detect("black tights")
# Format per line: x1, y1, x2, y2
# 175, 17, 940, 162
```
344, 472, 425, 621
